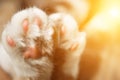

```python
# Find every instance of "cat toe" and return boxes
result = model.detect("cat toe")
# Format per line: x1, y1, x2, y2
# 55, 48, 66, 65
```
22, 18, 29, 33
6, 36, 16, 47
60, 26, 65, 36
69, 42, 79, 51
22, 16, 43, 35
34, 17, 42, 28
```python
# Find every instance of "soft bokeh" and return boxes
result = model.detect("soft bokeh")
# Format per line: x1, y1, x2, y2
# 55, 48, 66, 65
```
0, 0, 120, 80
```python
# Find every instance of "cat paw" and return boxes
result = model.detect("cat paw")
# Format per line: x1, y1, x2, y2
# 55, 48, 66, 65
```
49, 13, 86, 80
2, 7, 54, 60
61, 31, 86, 53
49, 13, 86, 52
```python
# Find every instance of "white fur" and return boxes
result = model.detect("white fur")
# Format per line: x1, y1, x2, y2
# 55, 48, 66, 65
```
1, 7, 54, 80
0, 43, 14, 75
0, 7, 86, 80
49, 13, 86, 79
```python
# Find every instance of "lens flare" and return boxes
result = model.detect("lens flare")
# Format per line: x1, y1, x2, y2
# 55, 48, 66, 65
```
109, 7, 119, 17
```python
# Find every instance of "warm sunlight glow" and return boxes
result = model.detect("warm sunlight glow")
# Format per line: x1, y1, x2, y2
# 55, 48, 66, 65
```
85, 5, 120, 35
109, 8, 119, 17
108, 7, 120, 18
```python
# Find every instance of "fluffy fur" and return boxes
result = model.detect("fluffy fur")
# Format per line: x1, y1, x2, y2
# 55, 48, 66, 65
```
0, 7, 86, 80
1, 0, 120, 80
1, 7, 54, 80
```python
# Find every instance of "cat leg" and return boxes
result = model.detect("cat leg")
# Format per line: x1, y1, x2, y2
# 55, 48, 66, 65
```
1, 7, 54, 80
0, 43, 15, 77
49, 13, 86, 80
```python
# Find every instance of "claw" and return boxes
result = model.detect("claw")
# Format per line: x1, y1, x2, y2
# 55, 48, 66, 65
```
69, 43, 79, 51
6, 36, 16, 47
23, 18, 29, 33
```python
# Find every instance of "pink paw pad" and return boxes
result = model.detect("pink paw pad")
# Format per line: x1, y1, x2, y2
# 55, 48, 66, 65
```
6, 36, 16, 47
69, 43, 79, 51
22, 17, 42, 34
60, 26, 65, 36
23, 46, 41, 59
34, 17, 42, 28
22, 18, 29, 33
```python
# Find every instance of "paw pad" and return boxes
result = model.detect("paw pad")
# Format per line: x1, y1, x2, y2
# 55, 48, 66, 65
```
6, 36, 16, 47
22, 18, 29, 33
60, 26, 65, 36
69, 43, 79, 51
23, 46, 41, 59
34, 17, 42, 28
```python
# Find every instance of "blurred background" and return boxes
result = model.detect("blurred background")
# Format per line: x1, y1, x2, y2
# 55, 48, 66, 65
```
0, 0, 120, 80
